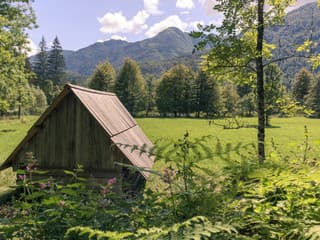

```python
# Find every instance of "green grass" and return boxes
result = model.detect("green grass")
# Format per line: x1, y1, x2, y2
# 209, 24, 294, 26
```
0, 116, 38, 164
0, 116, 38, 191
1, 116, 320, 164
0, 116, 320, 190
137, 117, 320, 159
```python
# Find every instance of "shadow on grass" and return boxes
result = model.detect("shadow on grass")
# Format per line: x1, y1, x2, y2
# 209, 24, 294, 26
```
241, 124, 281, 129
265, 125, 281, 129
0, 129, 16, 133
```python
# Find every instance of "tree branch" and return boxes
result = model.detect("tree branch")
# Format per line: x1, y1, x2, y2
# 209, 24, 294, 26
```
264, 54, 313, 67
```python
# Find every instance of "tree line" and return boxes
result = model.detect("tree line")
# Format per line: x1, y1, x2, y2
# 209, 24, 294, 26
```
1, 0, 320, 133
32, 36, 66, 104
0, 29, 67, 117
87, 57, 320, 120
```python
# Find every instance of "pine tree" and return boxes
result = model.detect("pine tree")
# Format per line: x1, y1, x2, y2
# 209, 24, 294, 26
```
115, 58, 145, 115
47, 36, 65, 86
292, 68, 314, 105
88, 60, 116, 92
33, 36, 48, 88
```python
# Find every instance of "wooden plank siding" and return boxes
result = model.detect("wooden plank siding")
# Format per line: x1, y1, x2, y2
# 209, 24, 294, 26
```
12, 93, 124, 177
1, 84, 154, 182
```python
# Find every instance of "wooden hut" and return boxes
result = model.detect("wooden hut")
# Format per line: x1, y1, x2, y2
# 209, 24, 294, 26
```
0, 84, 154, 189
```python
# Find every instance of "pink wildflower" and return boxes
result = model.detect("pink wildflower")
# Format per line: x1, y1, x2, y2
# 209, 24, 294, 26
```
18, 175, 26, 180
59, 201, 66, 207
39, 182, 46, 189
107, 177, 116, 186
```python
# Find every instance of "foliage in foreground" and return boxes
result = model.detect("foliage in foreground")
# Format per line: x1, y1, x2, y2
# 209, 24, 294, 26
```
1, 132, 320, 239
0, 0, 36, 114
65, 216, 237, 240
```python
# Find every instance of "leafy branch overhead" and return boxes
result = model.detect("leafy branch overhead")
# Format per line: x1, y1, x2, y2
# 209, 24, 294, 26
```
190, 0, 308, 162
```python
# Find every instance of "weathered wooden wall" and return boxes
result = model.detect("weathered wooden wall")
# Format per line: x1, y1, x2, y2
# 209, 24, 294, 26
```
12, 93, 124, 178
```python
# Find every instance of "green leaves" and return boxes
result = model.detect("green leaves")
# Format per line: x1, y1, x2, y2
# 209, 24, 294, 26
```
64, 216, 238, 240
88, 60, 116, 92
115, 58, 146, 115
156, 64, 196, 116
0, 1, 36, 113
65, 227, 134, 240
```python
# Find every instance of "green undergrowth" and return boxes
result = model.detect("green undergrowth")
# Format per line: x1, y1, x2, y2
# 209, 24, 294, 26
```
1, 130, 320, 239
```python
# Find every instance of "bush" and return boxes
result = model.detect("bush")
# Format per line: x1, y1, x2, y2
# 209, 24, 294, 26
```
1, 133, 320, 239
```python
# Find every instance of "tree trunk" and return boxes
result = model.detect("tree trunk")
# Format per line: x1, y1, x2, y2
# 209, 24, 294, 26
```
265, 113, 270, 127
256, 0, 265, 163
18, 105, 21, 119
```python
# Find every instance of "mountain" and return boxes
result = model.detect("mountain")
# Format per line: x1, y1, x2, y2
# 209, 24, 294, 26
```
59, 27, 198, 81
31, 3, 320, 84
265, 2, 320, 83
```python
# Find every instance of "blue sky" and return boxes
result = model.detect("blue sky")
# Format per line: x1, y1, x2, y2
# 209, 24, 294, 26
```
27, 0, 315, 55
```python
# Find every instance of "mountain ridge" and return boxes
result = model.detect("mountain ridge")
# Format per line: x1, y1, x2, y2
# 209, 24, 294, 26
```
31, 2, 320, 83
60, 27, 198, 79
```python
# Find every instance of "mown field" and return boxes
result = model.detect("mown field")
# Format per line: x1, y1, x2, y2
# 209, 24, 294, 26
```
1, 116, 320, 165
1, 116, 320, 238
1, 116, 319, 188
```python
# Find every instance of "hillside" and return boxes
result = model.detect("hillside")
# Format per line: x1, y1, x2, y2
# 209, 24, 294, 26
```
265, 2, 320, 83
31, 2, 320, 84
62, 27, 198, 80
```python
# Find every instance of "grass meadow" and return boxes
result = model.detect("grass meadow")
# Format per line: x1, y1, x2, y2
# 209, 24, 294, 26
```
0, 116, 320, 191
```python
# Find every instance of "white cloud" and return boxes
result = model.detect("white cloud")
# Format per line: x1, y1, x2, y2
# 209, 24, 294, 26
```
96, 35, 127, 42
98, 10, 149, 34
180, 11, 190, 15
26, 39, 39, 57
176, 0, 195, 9
145, 15, 188, 37
209, 17, 223, 27
144, 0, 162, 15
110, 35, 127, 41
198, 0, 218, 15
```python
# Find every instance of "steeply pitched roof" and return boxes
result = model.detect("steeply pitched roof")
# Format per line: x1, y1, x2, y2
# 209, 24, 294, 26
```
0, 84, 154, 178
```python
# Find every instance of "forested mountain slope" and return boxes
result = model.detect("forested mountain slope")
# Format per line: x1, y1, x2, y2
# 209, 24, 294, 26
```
265, 2, 320, 84
63, 27, 197, 79
31, 2, 320, 84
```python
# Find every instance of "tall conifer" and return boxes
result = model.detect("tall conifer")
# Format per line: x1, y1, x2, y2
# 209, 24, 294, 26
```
47, 36, 65, 85
33, 36, 48, 88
